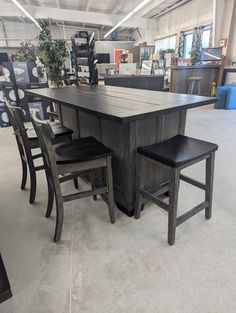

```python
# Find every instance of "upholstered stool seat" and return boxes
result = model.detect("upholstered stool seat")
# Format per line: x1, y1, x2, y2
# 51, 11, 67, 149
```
135, 135, 218, 245
137, 135, 218, 168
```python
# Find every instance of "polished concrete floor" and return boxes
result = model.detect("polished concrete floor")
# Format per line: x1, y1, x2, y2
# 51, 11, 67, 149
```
0, 104, 236, 313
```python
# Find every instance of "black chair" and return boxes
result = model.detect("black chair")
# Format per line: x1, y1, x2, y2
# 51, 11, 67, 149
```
31, 110, 116, 242
135, 135, 218, 245
0, 254, 12, 303
5, 101, 74, 205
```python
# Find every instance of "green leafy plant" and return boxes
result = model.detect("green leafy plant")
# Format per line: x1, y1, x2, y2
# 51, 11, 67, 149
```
16, 41, 37, 62
190, 48, 201, 65
36, 20, 67, 87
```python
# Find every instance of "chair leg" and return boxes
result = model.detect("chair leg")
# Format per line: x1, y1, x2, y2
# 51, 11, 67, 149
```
90, 172, 97, 201
205, 152, 215, 219
20, 158, 27, 190
73, 177, 79, 189
29, 165, 37, 204
134, 155, 144, 219
168, 168, 180, 245
53, 194, 64, 243
45, 175, 54, 218
106, 156, 116, 223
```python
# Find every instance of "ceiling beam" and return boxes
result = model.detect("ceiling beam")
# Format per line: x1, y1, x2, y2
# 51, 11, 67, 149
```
0, 19, 8, 47
83, 0, 93, 28
0, 3, 147, 28
109, 0, 124, 14
86, 0, 93, 12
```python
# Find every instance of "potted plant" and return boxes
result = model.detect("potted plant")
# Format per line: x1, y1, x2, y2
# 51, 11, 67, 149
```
36, 20, 67, 87
16, 41, 37, 62
190, 48, 201, 65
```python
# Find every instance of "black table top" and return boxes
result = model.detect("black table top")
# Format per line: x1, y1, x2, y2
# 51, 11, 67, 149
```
26, 85, 216, 123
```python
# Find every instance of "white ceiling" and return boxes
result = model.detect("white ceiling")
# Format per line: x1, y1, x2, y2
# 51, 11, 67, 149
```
0, 0, 192, 31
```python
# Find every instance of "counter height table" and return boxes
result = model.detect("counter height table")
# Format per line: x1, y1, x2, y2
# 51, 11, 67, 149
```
26, 85, 215, 216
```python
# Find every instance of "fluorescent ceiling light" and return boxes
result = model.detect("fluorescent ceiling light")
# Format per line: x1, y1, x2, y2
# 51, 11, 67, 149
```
104, 0, 152, 38
10, 0, 42, 30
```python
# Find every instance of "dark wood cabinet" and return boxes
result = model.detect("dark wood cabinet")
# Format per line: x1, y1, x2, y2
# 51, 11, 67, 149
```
170, 65, 220, 96
105, 75, 164, 91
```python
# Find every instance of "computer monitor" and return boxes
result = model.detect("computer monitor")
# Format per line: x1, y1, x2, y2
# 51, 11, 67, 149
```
200, 48, 222, 61
96, 53, 110, 64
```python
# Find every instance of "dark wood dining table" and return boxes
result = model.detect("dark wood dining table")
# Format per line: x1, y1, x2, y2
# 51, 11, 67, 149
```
26, 85, 215, 216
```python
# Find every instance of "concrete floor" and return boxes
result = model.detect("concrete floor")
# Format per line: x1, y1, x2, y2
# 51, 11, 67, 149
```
0, 104, 236, 313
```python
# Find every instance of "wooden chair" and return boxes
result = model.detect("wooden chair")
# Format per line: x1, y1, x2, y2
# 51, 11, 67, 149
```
135, 135, 218, 245
5, 101, 74, 205
31, 110, 116, 242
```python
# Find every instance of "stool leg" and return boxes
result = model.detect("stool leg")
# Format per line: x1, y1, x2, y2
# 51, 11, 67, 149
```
197, 81, 201, 95
135, 155, 144, 219
168, 168, 180, 245
106, 156, 116, 223
188, 81, 194, 94
205, 152, 215, 219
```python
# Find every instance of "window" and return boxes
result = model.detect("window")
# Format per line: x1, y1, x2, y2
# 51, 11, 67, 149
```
202, 27, 211, 48
155, 35, 177, 53
183, 33, 193, 58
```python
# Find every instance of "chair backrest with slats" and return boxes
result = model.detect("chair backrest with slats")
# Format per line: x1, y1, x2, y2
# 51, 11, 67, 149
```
11, 106, 34, 158
5, 101, 26, 159
30, 110, 59, 186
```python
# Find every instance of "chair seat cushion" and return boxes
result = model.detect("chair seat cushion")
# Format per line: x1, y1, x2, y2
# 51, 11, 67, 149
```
54, 136, 113, 164
28, 121, 73, 141
137, 135, 218, 168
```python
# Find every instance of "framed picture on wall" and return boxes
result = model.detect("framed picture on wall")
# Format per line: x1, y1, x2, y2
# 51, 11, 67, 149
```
114, 49, 124, 64
222, 68, 236, 85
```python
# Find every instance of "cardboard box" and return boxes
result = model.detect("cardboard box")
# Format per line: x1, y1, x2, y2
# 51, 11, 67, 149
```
0, 103, 10, 127
0, 62, 15, 82
27, 62, 39, 83
13, 62, 30, 83
28, 100, 51, 120
3, 82, 17, 102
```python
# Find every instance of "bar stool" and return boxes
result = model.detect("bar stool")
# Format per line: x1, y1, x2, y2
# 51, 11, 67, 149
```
31, 110, 116, 242
188, 77, 203, 95
135, 135, 218, 245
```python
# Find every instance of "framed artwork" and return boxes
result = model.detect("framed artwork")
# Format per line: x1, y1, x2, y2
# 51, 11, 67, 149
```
140, 46, 155, 62
222, 67, 236, 85
114, 49, 124, 64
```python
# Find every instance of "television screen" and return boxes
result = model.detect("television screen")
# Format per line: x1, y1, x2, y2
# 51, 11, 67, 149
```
0, 53, 9, 62
96, 54, 110, 64
201, 48, 222, 61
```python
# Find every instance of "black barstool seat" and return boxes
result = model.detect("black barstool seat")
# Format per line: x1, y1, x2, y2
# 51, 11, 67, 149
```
55, 136, 113, 164
137, 135, 218, 168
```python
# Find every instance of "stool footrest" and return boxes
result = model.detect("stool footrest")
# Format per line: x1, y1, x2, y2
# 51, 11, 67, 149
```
141, 189, 169, 212
63, 187, 108, 202
180, 174, 206, 190
143, 182, 169, 205
176, 201, 209, 227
